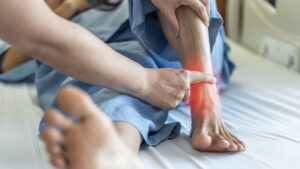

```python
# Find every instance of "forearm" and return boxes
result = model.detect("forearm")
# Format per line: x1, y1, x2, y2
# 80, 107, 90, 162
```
0, 0, 145, 95
1, 0, 84, 73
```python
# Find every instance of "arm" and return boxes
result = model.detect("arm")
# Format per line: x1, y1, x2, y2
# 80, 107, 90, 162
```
1, 0, 89, 73
0, 0, 214, 110
0, 0, 144, 95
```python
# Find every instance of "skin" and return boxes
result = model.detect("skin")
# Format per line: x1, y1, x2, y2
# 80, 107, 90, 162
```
157, 6, 246, 152
42, 86, 145, 169
0, 0, 214, 111
39, 1, 245, 169
1, 0, 89, 73
151, 0, 210, 37
43, 3, 246, 169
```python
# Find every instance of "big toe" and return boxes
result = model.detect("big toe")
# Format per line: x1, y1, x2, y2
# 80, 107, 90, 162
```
192, 134, 212, 149
57, 86, 99, 117
192, 132, 234, 152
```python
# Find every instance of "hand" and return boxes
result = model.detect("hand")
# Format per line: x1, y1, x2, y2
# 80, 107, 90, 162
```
152, 0, 210, 37
138, 68, 216, 110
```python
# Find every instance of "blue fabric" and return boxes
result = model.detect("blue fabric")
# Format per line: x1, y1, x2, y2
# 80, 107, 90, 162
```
0, 0, 235, 146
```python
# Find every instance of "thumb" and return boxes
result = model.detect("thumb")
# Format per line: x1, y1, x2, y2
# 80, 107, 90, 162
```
165, 9, 180, 37
189, 71, 216, 84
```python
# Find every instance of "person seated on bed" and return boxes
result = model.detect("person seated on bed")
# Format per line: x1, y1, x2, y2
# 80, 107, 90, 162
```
0, 0, 245, 169
39, 0, 245, 168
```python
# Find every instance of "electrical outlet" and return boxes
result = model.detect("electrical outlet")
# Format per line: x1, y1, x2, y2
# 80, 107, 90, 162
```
260, 35, 299, 72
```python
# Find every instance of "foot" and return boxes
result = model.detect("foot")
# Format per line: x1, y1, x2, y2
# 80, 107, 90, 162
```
42, 86, 145, 169
190, 84, 246, 152
45, 0, 64, 10
64, 0, 91, 12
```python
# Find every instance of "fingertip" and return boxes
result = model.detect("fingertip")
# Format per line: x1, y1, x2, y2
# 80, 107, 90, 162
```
166, 10, 180, 37
173, 29, 179, 38
171, 24, 180, 37
210, 77, 217, 84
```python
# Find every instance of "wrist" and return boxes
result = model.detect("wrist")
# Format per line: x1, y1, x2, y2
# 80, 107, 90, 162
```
127, 67, 150, 99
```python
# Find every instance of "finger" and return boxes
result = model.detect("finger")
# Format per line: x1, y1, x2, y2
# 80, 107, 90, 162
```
200, 0, 210, 17
183, 89, 191, 101
187, 0, 209, 26
189, 71, 216, 83
164, 8, 180, 37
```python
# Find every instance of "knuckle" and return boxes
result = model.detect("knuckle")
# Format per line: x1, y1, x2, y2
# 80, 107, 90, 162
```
199, 3, 206, 12
179, 69, 189, 78
201, 0, 209, 6
167, 102, 177, 110
184, 84, 190, 90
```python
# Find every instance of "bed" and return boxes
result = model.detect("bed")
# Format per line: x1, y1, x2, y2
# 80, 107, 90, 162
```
1, 39, 299, 169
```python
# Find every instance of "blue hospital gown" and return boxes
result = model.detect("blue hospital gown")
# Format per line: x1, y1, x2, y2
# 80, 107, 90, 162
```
0, 0, 234, 146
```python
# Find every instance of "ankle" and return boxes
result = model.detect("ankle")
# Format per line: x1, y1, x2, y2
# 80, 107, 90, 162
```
190, 83, 220, 114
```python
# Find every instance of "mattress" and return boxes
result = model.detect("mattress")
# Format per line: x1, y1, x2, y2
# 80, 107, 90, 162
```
0, 40, 300, 169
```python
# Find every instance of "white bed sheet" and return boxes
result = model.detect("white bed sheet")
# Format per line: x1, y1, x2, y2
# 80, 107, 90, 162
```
0, 40, 300, 169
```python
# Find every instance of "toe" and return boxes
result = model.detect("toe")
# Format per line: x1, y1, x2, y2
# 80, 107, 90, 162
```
219, 127, 239, 152
50, 155, 67, 169
42, 128, 64, 144
57, 86, 111, 126
191, 134, 212, 149
57, 86, 98, 118
228, 143, 238, 152
229, 133, 246, 151
47, 143, 62, 155
216, 138, 230, 149
44, 109, 72, 130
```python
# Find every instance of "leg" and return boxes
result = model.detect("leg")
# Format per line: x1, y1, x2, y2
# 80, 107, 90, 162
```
113, 122, 143, 153
42, 86, 145, 169
158, 6, 246, 152
1, 48, 32, 73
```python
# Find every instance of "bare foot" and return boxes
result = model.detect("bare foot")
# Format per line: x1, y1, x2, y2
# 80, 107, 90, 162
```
190, 84, 246, 152
64, 0, 91, 12
45, 0, 64, 10
42, 86, 145, 169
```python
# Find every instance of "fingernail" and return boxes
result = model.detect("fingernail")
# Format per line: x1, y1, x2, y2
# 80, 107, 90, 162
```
173, 30, 179, 37
210, 77, 217, 83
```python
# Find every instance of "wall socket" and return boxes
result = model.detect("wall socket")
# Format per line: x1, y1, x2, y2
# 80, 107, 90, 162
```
260, 35, 299, 72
